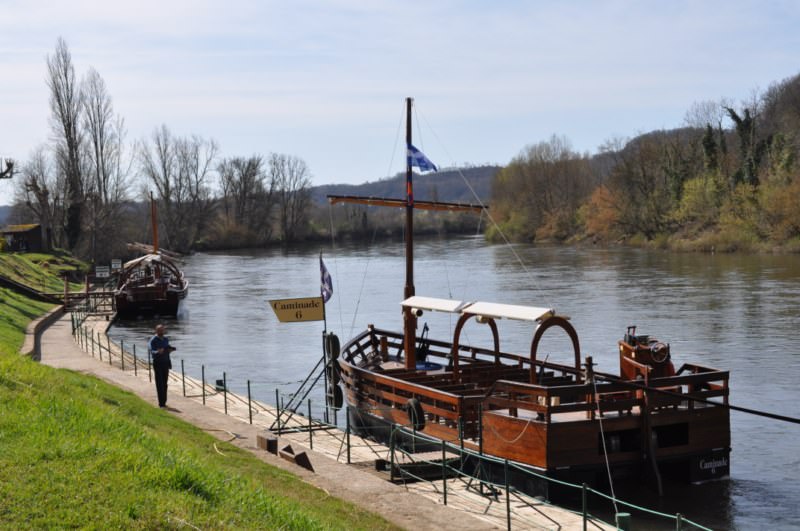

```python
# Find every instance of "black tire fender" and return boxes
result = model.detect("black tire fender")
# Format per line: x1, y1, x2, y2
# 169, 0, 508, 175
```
406, 397, 425, 431
328, 384, 343, 409
325, 333, 340, 360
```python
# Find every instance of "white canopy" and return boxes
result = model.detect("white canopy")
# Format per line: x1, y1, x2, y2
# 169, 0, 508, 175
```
123, 253, 162, 270
401, 296, 471, 314
401, 296, 554, 323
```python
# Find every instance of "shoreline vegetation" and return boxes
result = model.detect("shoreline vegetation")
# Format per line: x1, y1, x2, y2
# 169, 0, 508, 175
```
0, 254, 397, 530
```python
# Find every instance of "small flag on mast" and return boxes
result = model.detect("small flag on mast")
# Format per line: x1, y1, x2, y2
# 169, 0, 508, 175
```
320, 255, 333, 303
407, 144, 438, 172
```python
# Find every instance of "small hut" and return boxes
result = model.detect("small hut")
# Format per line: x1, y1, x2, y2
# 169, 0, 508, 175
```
1, 224, 48, 252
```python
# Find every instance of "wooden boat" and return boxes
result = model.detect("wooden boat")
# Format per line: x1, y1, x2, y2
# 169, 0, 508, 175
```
330, 98, 730, 497
114, 196, 188, 318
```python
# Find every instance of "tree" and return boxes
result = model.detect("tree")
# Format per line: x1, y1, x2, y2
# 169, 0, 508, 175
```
47, 37, 84, 249
269, 153, 312, 242
16, 147, 63, 249
490, 135, 593, 242
139, 126, 218, 252
0, 159, 14, 179
215, 155, 277, 245
82, 67, 131, 261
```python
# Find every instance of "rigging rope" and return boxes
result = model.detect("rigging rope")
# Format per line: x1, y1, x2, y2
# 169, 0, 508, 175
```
592, 377, 620, 515
414, 105, 553, 310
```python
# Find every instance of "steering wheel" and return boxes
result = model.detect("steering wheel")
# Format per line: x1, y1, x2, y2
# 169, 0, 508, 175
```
651, 342, 669, 363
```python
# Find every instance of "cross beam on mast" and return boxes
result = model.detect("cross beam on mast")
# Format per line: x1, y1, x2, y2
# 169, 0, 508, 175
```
327, 195, 484, 213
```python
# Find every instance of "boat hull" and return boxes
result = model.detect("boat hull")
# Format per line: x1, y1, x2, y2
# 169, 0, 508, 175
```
115, 288, 187, 318
346, 403, 729, 500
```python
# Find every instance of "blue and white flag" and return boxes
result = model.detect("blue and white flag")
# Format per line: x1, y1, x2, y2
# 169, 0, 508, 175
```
320, 255, 333, 303
407, 144, 438, 172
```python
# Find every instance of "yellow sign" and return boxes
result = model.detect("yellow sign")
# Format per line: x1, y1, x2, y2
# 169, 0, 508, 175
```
269, 296, 324, 323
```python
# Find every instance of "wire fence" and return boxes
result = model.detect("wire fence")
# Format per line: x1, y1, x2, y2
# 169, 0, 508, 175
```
70, 310, 713, 531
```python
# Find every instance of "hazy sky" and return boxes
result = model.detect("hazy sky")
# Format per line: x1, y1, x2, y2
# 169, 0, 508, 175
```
1, 0, 799, 205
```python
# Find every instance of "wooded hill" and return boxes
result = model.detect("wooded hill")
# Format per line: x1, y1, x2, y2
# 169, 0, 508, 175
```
489, 72, 800, 252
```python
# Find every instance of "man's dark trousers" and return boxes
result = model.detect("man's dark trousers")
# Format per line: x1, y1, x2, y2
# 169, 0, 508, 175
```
153, 356, 171, 407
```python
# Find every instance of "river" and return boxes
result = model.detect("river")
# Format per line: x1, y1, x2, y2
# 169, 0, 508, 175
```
110, 237, 800, 530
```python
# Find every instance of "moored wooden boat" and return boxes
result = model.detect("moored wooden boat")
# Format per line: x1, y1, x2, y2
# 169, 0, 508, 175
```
114, 195, 188, 318
114, 252, 188, 318
330, 98, 730, 498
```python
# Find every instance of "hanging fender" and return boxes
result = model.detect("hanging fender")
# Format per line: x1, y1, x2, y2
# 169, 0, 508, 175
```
406, 397, 425, 431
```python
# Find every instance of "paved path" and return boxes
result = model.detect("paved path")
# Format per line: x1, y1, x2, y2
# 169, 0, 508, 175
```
38, 313, 499, 531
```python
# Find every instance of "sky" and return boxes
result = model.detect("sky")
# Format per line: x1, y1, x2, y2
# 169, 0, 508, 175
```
2, 0, 800, 205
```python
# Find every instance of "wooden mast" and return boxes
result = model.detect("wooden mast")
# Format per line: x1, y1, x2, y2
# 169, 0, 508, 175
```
150, 191, 159, 254
325, 97, 483, 370
403, 97, 417, 370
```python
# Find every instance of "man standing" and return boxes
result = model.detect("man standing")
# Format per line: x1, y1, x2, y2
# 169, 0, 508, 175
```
148, 324, 175, 408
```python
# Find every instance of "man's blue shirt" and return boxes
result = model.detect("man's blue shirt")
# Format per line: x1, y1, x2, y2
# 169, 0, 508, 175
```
149, 335, 171, 358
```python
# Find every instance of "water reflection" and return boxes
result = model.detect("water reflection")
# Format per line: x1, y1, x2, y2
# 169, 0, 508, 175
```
110, 238, 800, 529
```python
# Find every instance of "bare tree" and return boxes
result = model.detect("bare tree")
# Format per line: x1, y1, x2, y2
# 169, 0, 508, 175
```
269, 153, 312, 242
491, 135, 593, 241
47, 37, 84, 249
15, 147, 63, 249
82, 67, 131, 261
0, 159, 14, 179
139, 126, 218, 252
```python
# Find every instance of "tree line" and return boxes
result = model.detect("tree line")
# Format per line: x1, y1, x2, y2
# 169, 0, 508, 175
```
489, 72, 800, 252
8, 38, 313, 262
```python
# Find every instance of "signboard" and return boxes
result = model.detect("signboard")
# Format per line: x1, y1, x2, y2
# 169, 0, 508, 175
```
95, 265, 110, 279
269, 296, 324, 323
111, 259, 122, 271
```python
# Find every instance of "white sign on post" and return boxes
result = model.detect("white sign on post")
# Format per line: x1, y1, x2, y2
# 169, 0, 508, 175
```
95, 266, 110, 279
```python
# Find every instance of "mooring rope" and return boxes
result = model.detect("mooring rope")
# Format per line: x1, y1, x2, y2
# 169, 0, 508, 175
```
592, 377, 620, 516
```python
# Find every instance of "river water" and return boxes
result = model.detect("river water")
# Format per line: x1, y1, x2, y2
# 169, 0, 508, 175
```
110, 237, 800, 530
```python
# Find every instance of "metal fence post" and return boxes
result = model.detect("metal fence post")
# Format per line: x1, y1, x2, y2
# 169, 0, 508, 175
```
442, 439, 448, 506
275, 389, 281, 433
181, 359, 186, 397
120, 340, 125, 371
133, 344, 137, 376
505, 458, 511, 531
147, 351, 152, 382
389, 424, 395, 482
247, 380, 252, 425
202, 365, 206, 405
223, 372, 227, 415
676, 513, 683, 531
107, 336, 111, 364
308, 398, 313, 450
582, 483, 588, 531
346, 406, 351, 464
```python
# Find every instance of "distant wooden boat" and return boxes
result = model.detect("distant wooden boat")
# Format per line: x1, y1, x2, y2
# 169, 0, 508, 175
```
329, 98, 730, 498
114, 196, 188, 318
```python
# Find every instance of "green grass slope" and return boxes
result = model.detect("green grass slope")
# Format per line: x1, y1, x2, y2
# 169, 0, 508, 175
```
0, 254, 397, 530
